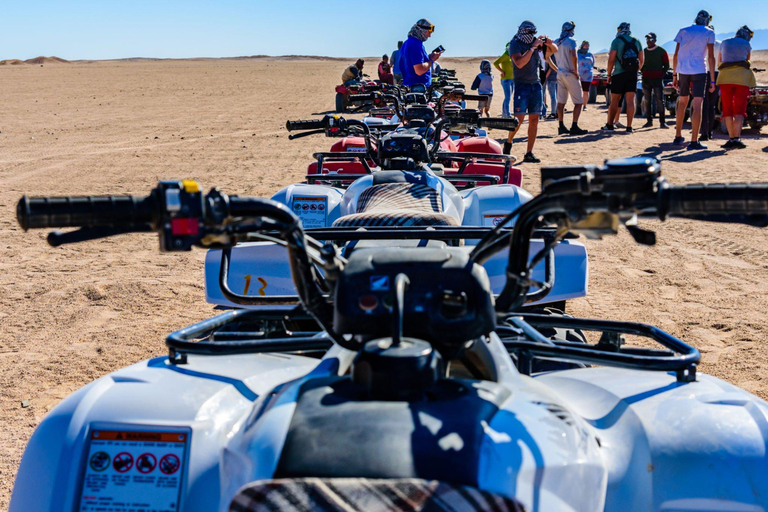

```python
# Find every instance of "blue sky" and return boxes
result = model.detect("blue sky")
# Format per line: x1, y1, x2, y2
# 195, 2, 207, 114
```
1, 0, 766, 60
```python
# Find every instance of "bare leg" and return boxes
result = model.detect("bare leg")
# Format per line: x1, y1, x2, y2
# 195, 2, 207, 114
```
725, 116, 736, 139
625, 92, 636, 128
572, 103, 582, 124
689, 97, 704, 143
507, 115, 525, 143
607, 93, 621, 125
676, 95, 690, 138
526, 114, 539, 153
733, 115, 745, 139
557, 102, 566, 123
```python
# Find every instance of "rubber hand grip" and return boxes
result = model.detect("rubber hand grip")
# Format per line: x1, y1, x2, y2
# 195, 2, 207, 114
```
348, 94, 374, 101
664, 183, 768, 216
479, 117, 521, 131
285, 119, 325, 131
17, 195, 154, 230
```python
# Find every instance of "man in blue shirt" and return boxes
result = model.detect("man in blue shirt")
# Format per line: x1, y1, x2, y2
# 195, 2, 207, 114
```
391, 41, 403, 84
400, 19, 442, 87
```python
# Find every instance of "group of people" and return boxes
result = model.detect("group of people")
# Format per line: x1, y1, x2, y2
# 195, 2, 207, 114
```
342, 12, 759, 163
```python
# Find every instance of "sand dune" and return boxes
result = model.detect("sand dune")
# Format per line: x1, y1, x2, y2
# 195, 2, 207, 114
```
22, 56, 69, 65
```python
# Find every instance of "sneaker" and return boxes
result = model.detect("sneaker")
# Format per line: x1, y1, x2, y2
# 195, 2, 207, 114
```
659, 120, 669, 128
558, 124, 570, 135
687, 141, 708, 150
731, 139, 747, 149
614, 121, 626, 129
547, 113, 558, 120
673, 136, 685, 145
523, 152, 541, 163
642, 120, 654, 128
600, 124, 615, 131
570, 125, 588, 135
699, 133, 710, 141
503, 141, 512, 155
626, 127, 634, 133
722, 140, 735, 149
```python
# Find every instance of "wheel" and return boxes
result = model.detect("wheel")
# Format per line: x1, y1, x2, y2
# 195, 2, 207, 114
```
335, 93, 347, 113
588, 84, 597, 104
748, 121, 763, 132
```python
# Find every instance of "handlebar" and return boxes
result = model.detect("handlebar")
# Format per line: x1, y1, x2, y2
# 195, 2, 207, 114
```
17, 194, 155, 230
286, 119, 325, 131
479, 117, 520, 131
661, 183, 768, 218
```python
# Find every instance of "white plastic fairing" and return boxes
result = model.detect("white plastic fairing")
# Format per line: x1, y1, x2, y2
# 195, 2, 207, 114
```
270, 184, 344, 228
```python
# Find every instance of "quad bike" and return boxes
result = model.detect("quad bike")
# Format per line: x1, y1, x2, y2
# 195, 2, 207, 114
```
11, 157, 768, 511
334, 79, 400, 113
204, 110, 589, 312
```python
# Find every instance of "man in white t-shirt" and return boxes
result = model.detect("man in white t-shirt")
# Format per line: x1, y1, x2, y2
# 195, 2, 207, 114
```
672, 10, 716, 149
555, 21, 587, 135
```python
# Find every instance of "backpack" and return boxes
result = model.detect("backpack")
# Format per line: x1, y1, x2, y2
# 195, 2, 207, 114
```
618, 36, 640, 72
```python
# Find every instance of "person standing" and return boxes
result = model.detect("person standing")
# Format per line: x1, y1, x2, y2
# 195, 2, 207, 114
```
391, 41, 404, 84
341, 59, 365, 86
494, 48, 515, 118
577, 41, 595, 111
717, 25, 756, 149
602, 22, 643, 133
641, 32, 670, 128
700, 26, 721, 141
502, 21, 557, 163
471, 60, 494, 117
543, 48, 558, 119
555, 21, 587, 135
671, 10, 716, 149
400, 19, 442, 88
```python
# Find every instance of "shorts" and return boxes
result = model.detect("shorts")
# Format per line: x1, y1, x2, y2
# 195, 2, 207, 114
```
478, 94, 493, 110
581, 80, 592, 92
513, 82, 543, 116
720, 83, 749, 117
556, 72, 584, 105
610, 71, 636, 95
678, 73, 707, 98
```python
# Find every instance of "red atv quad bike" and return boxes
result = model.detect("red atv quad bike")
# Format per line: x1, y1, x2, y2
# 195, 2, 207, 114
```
335, 81, 401, 113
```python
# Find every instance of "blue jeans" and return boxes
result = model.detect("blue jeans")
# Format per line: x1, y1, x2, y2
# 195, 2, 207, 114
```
501, 79, 514, 118
542, 80, 557, 116
513, 83, 543, 115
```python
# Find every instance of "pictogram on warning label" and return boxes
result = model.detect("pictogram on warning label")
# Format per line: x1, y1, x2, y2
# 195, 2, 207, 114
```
89, 451, 110, 472
112, 452, 133, 473
136, 453, 157, 474
292, 196, 327, 228
159, 454, 180, 475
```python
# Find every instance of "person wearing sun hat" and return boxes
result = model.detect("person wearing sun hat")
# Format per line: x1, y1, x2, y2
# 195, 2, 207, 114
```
671, 9, 716, 149
400, 18, 442, 87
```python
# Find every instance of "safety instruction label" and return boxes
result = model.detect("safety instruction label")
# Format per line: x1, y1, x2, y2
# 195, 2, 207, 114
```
79, 429, 189, 512
483, 214, 506, 227
292, 196, 327, 229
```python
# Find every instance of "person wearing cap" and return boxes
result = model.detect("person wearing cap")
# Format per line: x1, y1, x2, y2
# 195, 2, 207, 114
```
400, 19, 442, 87
641, 32, 670, 128
577, 41, 595, 111
602, 22, 643, 133
671, 10, 716, 149
502, 20, 558, 163
554, 21, 587, 135
341, 59, 365, 86
717, 25, 757, 149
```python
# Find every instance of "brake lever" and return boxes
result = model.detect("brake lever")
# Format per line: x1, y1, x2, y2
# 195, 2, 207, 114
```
288, 129, 325, 140
47, 226, 153, 247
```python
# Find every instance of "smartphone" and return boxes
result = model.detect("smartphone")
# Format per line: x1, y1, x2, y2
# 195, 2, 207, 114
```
433, 45, 445, 54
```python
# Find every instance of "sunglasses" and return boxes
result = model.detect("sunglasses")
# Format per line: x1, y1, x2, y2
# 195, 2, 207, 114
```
425, 24, 435, 33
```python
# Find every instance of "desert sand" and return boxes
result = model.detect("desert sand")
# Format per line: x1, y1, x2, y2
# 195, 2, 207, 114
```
1, 54, 768, 506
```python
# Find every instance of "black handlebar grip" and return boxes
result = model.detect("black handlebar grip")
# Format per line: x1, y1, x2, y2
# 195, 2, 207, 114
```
664, 183, 768, 217
285, 119, 325, 131
479, 117, 521, 131
462, 94, 487, 101
17, 195, 155, 231
348, 93, 374, 101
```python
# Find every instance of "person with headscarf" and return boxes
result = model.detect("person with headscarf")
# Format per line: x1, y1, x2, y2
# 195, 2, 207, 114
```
577, 41, 595, 109
601, 22, 644, 133
641, 32, 670, 129
341, 59, 365, 86
400, 18, 442, 87
717, 25, 757, 149
471, 60, 494, 117
501, 20, 557, 163
671, 10, 716, 149
553, 21, 587, 135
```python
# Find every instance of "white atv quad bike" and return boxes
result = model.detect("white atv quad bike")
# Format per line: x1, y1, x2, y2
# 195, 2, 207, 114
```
11, 157, 768, 512
205, 112, 588, 312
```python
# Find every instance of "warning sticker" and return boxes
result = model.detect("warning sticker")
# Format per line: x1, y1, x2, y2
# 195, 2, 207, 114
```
292, 196, 327, 229
79, 428, 189, 512
483, 214, 506, 227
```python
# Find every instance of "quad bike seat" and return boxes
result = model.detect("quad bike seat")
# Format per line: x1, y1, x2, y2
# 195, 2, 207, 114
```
230, 478, 525, 512
333, 181, 458, 227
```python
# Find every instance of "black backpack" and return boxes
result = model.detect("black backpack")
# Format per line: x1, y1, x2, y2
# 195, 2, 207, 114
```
618, 36, 640, 72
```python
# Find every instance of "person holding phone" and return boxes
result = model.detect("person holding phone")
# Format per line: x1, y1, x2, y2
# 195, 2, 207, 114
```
400, 18, 443, 87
